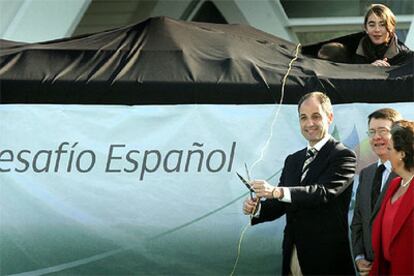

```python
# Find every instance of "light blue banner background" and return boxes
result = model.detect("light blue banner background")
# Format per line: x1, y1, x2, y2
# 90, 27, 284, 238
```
0, 103, 413, 275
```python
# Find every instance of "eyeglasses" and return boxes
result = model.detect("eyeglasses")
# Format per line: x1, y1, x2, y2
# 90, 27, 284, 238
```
367, 128, 391, 138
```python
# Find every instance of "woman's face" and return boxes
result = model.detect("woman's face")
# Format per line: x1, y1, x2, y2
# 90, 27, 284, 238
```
387, 138, 404, 172
365, 13, 391, 45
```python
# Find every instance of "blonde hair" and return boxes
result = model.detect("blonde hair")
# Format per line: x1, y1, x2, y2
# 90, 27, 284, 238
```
364, 4, 396, 34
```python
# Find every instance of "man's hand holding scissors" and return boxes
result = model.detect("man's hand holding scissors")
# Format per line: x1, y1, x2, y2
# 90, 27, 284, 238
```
242, 180, 285, 216
250, 180, 276, 199
238, 164, 284, 216
237, 169, 261, 216
242, 197, 259, 215
252, 180, 284, 200
242, 180, 272, 216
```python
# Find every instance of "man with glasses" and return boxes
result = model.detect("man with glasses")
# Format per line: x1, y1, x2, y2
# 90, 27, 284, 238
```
351, 108, 402, 276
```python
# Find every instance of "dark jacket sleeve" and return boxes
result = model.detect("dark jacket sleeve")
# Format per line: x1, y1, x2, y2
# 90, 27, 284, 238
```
289, 146, 356, 208
388, 48, 413, 66
353, 47, 414, 65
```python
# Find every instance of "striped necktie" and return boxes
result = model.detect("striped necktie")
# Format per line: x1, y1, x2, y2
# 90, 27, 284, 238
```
301, 148, 317, 182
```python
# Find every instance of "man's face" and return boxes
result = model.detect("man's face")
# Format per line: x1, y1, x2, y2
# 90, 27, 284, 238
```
299, 97, 333, 146
368, 118, 393, 161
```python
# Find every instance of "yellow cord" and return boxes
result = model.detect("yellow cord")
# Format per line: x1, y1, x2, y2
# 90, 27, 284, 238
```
281, 43, 301, 100
249, 43, 302, 174
231, 44, 301, 276
229, 221, 251, 276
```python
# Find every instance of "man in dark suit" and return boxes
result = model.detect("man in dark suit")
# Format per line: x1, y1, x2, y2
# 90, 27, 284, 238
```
243, 92, 356, 275
350, 108, 401, 275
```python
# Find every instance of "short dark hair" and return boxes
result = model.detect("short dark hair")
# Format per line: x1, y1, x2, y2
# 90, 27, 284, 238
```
298, 92, 332, 117
368, 108, 402, 125
317, 42, 349, 63
391, 120, 414, 171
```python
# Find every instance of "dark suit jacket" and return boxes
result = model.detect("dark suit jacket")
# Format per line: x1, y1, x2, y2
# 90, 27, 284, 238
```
371, 177, 414, 275
350, 162, 396, 262
252, 138, 356, 275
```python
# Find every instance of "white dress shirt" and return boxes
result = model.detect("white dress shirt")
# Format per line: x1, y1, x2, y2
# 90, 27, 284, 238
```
279, 134, 332, 203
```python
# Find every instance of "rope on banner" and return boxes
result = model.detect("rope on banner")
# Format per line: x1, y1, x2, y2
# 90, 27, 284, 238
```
229, 221, 250, 276
230, 43, 301, 276
250, 43, 302, 174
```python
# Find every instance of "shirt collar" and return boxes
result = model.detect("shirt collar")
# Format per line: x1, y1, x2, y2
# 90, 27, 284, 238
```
377, 159, 392, 172
307, 134, 331, 152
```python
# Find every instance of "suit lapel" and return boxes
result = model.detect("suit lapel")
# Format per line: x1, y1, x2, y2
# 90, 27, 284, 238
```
301, 138, 334, 184
365, 164, 377, 214
296, 148, 307, 186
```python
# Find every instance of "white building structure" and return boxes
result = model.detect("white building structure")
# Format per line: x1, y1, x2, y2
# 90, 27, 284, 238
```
1, 0, 413, 48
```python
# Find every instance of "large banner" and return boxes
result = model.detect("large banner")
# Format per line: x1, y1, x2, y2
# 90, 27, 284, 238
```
1, 103, 413, 275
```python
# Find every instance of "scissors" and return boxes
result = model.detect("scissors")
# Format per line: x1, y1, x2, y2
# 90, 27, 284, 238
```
236, 163, 255, 199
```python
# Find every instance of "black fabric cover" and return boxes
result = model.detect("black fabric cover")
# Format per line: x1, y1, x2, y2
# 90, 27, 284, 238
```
0, 17, 413, 105
302, 31, 413, 66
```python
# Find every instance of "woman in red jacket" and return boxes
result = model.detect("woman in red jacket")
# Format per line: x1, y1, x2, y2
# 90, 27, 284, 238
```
370, 120, 414, 275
